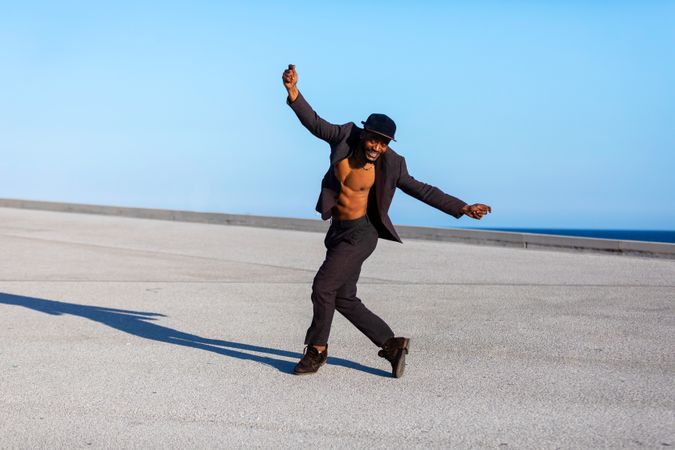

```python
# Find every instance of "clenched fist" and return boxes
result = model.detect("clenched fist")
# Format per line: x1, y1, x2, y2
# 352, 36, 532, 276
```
282, 64, 299, 103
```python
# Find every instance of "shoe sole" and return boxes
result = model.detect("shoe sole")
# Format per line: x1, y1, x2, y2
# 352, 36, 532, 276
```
393, 338, 410, 378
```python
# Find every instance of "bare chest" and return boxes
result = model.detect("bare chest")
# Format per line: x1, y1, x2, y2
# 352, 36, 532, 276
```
334, 158, 375, 192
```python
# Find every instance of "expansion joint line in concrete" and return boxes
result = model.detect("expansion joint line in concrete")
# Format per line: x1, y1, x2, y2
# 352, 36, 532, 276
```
0, 232, 324, 276
0, 280, 673, 289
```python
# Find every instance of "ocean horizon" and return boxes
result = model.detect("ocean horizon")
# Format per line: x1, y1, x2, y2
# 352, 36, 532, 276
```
463, 228, 675, 244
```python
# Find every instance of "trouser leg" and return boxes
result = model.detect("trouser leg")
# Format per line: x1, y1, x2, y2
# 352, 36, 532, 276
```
335, 267, 394, 347
304, 217, 382, 345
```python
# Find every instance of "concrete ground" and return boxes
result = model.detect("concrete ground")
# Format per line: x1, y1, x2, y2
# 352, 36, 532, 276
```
0, 207, 673, 449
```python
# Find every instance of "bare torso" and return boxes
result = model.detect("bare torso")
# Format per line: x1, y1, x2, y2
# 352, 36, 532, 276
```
332, 156, 375, 220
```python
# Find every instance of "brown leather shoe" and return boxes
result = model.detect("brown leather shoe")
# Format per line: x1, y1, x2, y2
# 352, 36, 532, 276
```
293, 345, 327, 375
378, 337, 410, 378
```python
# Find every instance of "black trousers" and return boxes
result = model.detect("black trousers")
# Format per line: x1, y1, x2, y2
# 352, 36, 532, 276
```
304, 215, 395, 347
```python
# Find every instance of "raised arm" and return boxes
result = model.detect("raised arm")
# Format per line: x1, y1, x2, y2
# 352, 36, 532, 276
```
282, 63, 300, 103
282, 64, 343, 144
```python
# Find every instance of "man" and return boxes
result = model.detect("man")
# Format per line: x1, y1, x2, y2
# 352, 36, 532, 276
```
283, 64, 491, 378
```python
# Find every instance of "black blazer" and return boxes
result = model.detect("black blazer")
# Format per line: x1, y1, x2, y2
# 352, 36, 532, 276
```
288, 92, 467, 243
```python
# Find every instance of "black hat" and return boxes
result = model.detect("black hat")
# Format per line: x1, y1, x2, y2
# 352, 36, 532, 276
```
361, 113, 396, 141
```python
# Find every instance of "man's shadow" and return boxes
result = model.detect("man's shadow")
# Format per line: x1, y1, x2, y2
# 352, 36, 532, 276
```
0, 293, 389, 377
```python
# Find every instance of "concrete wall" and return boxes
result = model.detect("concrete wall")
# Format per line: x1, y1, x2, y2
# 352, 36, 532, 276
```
2, 198, 673, 259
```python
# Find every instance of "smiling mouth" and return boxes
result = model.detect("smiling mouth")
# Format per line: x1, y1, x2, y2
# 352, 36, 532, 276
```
366, 150, 379, 160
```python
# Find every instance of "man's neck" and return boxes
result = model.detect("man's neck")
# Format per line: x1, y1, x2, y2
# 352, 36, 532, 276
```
350, 145, 374, 170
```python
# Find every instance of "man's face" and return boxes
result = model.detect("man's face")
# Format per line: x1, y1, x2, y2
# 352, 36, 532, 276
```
361, 131, 390, 162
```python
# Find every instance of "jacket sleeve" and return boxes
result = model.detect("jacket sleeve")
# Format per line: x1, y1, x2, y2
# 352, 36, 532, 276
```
287, 91, 343, 145
396, 157, 468, 219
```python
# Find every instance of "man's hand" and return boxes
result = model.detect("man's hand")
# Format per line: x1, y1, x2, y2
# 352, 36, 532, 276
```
462, 203, 492, 220
282, 64, 299, 103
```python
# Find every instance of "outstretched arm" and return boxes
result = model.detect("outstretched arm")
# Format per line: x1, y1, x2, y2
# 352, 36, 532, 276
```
397, 157, 467, 218
397, 157, 492, 220
282, 64, 343, 144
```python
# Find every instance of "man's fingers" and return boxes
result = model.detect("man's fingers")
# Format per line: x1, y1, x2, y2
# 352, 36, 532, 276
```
464, 204, 491, 220
282, 67, 296, 85
283, 65, 297, 83
474, 204, 491, 214
283, 65, 297, 81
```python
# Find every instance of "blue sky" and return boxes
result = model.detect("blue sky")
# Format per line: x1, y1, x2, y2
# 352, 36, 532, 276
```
1, 1, 673, 229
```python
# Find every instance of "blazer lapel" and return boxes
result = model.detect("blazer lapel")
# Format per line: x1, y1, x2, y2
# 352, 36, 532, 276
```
374, 152, 387, 213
